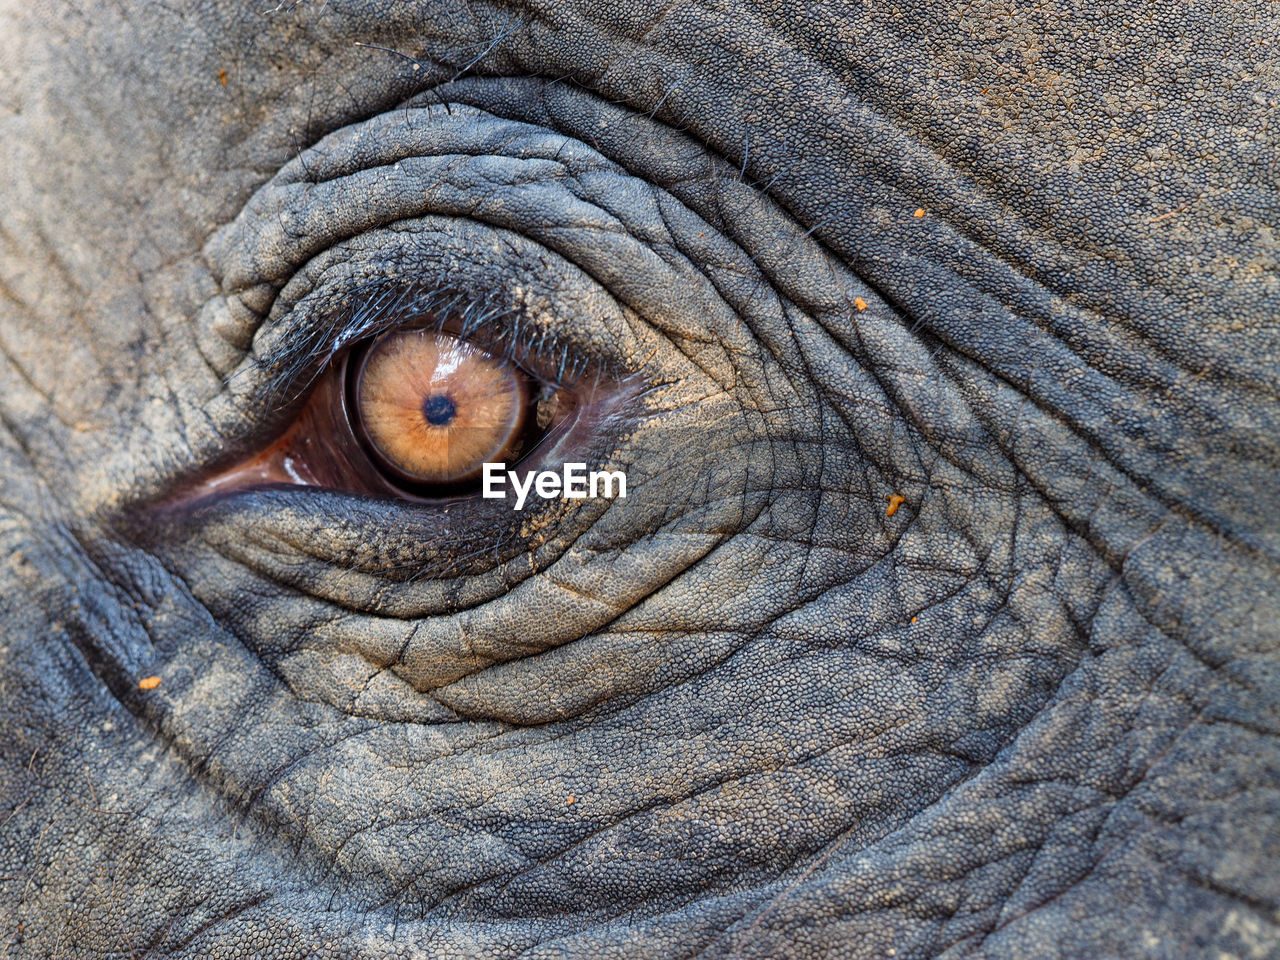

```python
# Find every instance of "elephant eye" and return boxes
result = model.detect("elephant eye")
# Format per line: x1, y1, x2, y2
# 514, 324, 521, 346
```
353, 329, 531, 487
194, 315, 606, 504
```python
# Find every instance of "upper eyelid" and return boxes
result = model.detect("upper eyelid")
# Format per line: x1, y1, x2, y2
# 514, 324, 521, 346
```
197, 91, 885, 417
203, 105, 609, 325
197, 111, 633, 401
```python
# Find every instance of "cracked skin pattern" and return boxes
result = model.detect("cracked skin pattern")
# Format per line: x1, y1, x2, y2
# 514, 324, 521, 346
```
0, 0, 1277, 957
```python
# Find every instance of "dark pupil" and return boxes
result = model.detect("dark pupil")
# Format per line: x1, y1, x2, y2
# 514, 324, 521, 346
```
421, 393, 457, 426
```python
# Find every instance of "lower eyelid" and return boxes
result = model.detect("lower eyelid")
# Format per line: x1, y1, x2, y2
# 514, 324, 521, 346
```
153, 382, 647, 601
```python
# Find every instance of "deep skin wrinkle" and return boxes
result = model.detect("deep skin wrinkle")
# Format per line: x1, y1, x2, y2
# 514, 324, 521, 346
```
0, 2, 1277, 958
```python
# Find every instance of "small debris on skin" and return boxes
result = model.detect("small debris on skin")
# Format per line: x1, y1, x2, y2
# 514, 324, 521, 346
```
853, 296, 868, 311
217, 69, 228, 85
886, 494, 905, 517
911, 616, 918, 624
138, 676, 161, 691
913, 208, 925, 218
566, 795, 576, 805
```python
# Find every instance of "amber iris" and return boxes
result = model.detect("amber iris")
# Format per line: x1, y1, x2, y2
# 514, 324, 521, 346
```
354, 329, 527, 484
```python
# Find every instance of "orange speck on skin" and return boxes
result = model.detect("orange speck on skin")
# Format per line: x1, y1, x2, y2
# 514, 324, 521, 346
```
217, 69, 227, 85
138, 676, 161, 691
853, 296, 868, 311
886, 494, 905, 517
911, 616, 918, 624
913, 208, 925, 218
566, 794, 576, 805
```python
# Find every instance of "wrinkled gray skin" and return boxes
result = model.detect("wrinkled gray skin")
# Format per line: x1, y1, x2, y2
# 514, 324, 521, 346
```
1, 1, 1278, 957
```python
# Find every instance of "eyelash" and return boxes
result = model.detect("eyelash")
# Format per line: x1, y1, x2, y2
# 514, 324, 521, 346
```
256, 282, 595, 412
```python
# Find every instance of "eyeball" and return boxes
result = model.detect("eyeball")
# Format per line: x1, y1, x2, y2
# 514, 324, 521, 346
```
352, 329, 528, 485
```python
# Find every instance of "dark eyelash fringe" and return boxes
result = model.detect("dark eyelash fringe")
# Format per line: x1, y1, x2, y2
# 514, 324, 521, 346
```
246, 280, 597, 410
